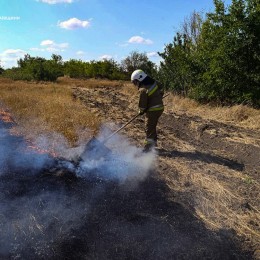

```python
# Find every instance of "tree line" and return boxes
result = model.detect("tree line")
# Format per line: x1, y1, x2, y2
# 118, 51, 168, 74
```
1, 52, 155, 82
0, 0, 259, 107
158, 0, 259, 107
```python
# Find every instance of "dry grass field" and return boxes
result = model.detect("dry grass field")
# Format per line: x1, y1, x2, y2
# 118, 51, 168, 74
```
1, 77, 259, 146
0, 77, 101, 147
165, 95, 260, 130
0, 77, 259, 259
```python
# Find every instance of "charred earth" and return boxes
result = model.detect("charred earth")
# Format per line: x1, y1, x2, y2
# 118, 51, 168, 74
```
0, 111, 254, 259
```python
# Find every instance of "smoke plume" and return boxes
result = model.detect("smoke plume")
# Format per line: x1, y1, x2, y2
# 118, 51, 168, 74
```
77, 126, 156, 184
0, 118, 157, 259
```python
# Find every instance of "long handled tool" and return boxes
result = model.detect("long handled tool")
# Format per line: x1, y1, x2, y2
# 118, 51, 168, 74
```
80, 93, 170, 161
102, 92, 170, 144
102, 113, 140, 144
80, 113, 140, 161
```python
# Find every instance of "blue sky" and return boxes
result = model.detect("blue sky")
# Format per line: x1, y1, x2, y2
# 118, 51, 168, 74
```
0, 0, 231, 68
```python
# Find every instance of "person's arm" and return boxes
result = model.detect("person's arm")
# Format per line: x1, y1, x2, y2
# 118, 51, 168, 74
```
138, 88, 148, 114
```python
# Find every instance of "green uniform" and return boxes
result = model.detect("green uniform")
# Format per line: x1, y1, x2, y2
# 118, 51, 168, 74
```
138, 82, 164, 147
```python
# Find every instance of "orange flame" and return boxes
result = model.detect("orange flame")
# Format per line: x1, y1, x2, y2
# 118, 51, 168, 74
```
0, 109, 58, 158
26, 144, 58, 157
0, 110, 14, 123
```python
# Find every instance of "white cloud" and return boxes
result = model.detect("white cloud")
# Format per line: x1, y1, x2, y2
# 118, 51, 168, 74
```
30, 47, 45, 52
46, 47, 60, 52
40, 40, 54, 46
2, 49, 26, 57
147, 52, 159, 58
76, 51, 85, 56
34, 40, 69, 52
38, 0, 74, 4
58, 18, 91, 30
0, 49, 26, 68
99, 55, 112, 60
57, 42, 69, 49
128, 36, 153, 45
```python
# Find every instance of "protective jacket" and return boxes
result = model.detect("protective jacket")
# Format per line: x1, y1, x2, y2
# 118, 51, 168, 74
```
138, 82, 164, 114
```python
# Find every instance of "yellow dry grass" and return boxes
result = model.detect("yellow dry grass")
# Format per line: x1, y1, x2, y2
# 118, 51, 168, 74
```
162, 157, 260, 250
164, 95, 260, 130
57, 76, 125, 89
0, 78, 101, 146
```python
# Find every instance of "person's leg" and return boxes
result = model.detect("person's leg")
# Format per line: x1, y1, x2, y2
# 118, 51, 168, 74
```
144, 110, 163, 151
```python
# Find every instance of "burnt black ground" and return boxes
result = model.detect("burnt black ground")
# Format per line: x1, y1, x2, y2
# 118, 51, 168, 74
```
0, 117, 253, 260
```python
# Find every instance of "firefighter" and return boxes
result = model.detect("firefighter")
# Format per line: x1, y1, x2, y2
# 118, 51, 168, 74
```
131, 69, 164, 152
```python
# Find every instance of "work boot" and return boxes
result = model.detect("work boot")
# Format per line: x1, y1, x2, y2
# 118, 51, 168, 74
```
142, 143, 155, 153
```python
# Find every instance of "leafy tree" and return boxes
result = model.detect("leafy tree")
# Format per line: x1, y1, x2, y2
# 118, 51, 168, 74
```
44, 54, 64, 80
121, 51, 157, 78
158, 12, 203, 95
158, 1, 260, 107
64, 59, 86, 78
85, 59, 126, 80
182, 11, 204, 47
159, 33, 191, 94
97, 59, 125, 80
14, 54, 63, 81
0, 61, 4, 74
194, 0, 260, 106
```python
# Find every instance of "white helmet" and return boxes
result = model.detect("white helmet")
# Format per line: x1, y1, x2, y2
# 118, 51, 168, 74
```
131, 69, 147, 82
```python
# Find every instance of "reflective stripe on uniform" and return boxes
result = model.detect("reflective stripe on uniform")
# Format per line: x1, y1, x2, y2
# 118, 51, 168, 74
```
144, 138, 156, 145
147, 83, 158, 96
147, 104, 164, 112
139, 107, 146, 113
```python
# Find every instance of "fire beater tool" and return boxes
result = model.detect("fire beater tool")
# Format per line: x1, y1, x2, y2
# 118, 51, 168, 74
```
80, 113, 140, 161
80, 93, 170, 161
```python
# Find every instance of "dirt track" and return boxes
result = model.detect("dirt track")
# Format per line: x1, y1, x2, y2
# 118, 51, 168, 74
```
73, 84, 260, 259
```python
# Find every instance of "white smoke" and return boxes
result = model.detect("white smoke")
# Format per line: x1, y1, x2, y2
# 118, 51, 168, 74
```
0, 118, 157, 258
33, 133, 85, 160
77, 127, 157, 184
0, 127, 53, 175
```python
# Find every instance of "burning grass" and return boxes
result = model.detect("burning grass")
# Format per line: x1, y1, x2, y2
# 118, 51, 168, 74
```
0, 116, 251, 259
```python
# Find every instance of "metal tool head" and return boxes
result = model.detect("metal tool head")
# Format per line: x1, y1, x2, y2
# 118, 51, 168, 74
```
80, 137, 112, 161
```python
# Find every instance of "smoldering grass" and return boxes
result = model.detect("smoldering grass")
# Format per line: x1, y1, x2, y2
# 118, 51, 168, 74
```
77, 128, 156, 185
0, 188, 91, 258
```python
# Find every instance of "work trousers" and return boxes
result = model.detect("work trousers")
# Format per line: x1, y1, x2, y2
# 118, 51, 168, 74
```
145, 110, 163, 145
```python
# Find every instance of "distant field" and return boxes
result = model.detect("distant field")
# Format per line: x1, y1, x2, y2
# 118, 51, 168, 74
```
0, 76, 259, 145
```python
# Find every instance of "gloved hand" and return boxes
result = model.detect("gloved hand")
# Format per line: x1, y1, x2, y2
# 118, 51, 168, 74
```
160, 89, 164, 97
139, 109, 145, 115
